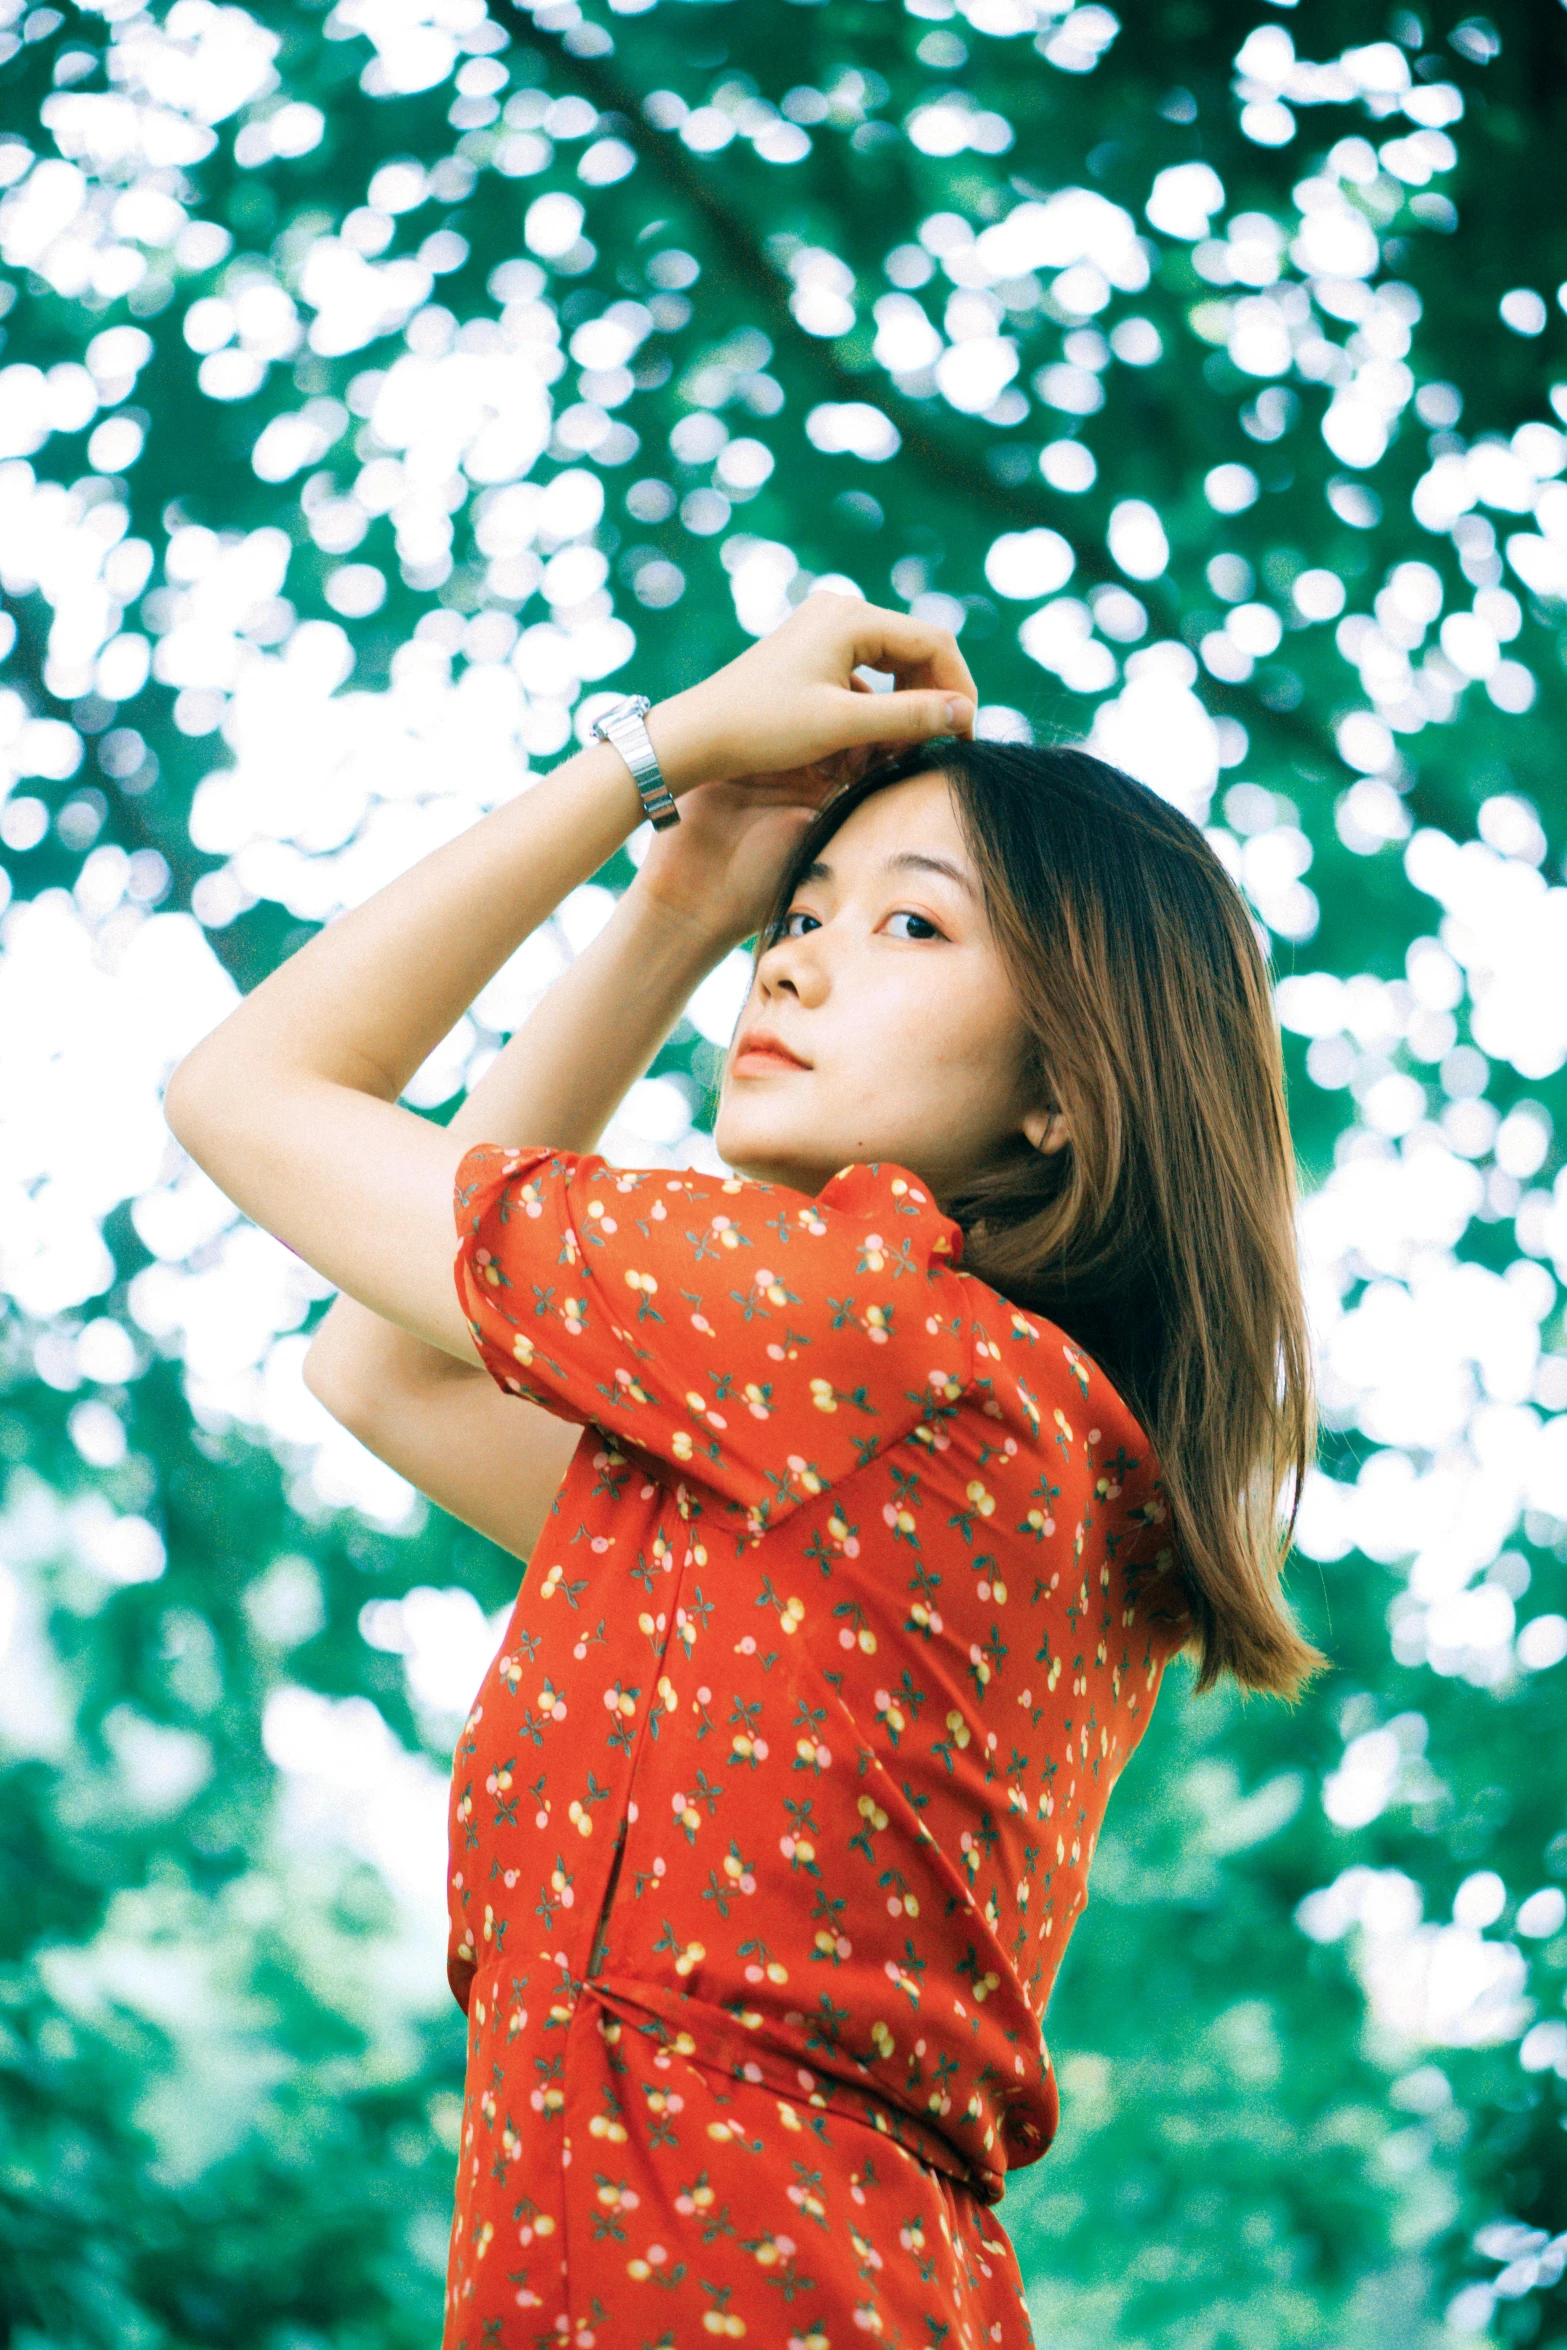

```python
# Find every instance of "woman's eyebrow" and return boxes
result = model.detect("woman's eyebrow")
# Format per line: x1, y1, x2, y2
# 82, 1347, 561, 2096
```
885, 851, 975, 894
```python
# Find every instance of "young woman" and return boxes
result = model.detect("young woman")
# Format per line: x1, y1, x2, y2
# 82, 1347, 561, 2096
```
166, 594, 1319, 2350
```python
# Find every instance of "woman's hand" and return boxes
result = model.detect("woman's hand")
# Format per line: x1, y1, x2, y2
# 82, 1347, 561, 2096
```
629, 771, 832, 954
630, 594, 978, 952
647, 594, 978, 797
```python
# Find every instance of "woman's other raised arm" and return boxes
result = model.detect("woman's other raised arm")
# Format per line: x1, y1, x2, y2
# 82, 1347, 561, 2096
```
296, 876, 732, 1558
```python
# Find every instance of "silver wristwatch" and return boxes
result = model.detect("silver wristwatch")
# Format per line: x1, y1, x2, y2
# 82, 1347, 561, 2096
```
590, 694, 679, 831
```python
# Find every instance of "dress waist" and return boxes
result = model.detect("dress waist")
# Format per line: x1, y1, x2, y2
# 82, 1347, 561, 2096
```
583, 1971, 1015, 2206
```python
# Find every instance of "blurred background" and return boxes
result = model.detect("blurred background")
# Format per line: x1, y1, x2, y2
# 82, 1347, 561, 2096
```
2, 0, 1566, 2342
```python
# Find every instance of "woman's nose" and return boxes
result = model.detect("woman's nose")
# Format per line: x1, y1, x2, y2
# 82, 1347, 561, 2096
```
757, 933, 827, 1006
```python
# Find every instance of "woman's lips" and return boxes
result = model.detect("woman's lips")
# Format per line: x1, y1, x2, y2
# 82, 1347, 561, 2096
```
732, 1034, 810, 1075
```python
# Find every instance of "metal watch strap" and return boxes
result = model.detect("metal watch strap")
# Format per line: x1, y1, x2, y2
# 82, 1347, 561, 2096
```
591, 694, 679, 831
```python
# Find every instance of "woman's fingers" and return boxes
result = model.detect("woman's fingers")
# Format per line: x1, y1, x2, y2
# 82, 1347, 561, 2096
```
835, 685, 975, 746
656, 595, 978, 790
834, 600, 979, 705
785, 596, 977, 750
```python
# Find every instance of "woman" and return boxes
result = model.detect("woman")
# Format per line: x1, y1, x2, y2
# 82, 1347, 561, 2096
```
166, 595, 1319, 2349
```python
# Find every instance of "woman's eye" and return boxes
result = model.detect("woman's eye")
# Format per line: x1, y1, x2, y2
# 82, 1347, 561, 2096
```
886, 911, 943, 942
776, 909, 820, 940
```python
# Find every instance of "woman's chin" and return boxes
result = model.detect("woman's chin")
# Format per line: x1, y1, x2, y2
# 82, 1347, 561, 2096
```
713, 1113, 829, 1193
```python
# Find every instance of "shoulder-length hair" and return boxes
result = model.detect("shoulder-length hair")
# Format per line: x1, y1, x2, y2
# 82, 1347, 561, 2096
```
765, 739, 1322, 1699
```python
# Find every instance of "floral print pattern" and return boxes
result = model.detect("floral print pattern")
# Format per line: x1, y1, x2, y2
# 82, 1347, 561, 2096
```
445, 1147, 1187, 2348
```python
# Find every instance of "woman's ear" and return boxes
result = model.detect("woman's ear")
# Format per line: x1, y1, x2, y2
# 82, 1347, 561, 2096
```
1023, 1108, 1070, 1155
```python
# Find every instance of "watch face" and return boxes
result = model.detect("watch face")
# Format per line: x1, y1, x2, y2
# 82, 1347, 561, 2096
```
594, 695, 650, 740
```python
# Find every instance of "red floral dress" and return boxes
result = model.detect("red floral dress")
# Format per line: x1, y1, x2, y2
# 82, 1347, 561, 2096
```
445, 1148, 1187, 2350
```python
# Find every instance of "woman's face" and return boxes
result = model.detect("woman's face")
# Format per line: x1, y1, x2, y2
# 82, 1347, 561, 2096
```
714, 770, 1046, 1200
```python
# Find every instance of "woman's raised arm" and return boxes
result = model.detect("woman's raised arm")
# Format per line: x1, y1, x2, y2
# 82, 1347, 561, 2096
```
164, 598, 976, 1366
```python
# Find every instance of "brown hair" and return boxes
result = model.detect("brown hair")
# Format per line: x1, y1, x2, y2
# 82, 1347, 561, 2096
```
767, 740, 1322, 1699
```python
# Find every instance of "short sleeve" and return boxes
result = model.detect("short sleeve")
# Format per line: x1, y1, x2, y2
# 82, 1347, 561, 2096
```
453, 1147, 972, 1536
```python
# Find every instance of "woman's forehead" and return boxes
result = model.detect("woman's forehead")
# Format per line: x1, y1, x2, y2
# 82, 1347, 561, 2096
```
828, 770, 964, 861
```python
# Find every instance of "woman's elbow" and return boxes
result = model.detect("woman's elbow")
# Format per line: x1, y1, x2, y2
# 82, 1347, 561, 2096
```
164, 1026, 276, 1162
162, 1044, 222, 1158
302, 1340, 377, 1440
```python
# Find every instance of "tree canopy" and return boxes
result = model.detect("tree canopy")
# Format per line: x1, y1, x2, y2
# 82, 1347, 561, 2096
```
2, 1, 1566, 2343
